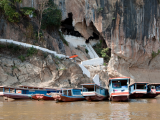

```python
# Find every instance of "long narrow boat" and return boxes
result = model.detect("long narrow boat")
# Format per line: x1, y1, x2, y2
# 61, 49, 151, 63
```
0, 86, 60, 100
129, 82, 148, 98
108, 77, 130, 102
0, 86, 32, 99
18, 86, 60, 100
81, 83, 108, 101
144, 83, 160, 98
55, 88, 85, 102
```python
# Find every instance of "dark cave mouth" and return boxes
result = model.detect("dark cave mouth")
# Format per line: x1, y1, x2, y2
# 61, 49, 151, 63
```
61, 12, 83, 37
60, 12, 111, 61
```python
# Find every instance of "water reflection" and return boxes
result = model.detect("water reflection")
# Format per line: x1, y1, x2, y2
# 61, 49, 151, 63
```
109, 102, 130, 120
0, 98, 160, 119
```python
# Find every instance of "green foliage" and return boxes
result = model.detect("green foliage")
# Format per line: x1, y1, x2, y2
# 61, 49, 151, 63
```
93, 41, 111, 62
103, 63, 107, 66
93, 41, 103, 56
152, 50, 160, 58
27, 47, 38, 57
59, 31, 69, 46
43, 53, 48, 59
7, 43, 21, 52
20, 7, 36, 17
0, 44, 5, 48
0, 0, 22, 22
85, 48, 89, 54
41, 1, 62, 29
97, 7, 103, 13
12, 65, 18, 70
18, 55, 25, 62
101, 48, 111, 62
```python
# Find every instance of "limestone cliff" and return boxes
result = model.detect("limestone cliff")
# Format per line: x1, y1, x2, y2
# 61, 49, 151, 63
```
1, 0, 160, 85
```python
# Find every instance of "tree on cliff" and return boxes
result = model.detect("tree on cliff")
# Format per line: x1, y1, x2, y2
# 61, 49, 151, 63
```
37, 0, 49, 41
37, 0, 62, 41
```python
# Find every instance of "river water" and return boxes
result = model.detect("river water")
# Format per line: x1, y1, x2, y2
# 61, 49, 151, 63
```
0, 96, 160, 120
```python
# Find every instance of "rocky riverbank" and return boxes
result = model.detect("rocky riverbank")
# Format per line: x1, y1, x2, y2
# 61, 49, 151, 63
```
0, 51, 91, 87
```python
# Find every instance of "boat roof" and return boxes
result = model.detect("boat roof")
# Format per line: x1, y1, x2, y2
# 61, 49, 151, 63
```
148, 83, 160, 85
61, 88, 82, 90
108, 77, 130, 82
129, 82, 149, 86
0, 86, 61, 91
81, 83, 106, 89
18, 85, 58, 90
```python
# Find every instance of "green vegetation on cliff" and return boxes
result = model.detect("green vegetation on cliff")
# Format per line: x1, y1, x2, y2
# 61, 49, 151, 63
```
93, 41, 111, 62
0, 0, 22, 22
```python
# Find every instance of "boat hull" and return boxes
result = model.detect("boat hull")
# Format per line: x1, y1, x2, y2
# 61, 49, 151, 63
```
110, 92, 129, 102
32, 94, 44, 100
42, 95, 55, 100
2, 92, 31, 99
129, 91, 147, 98
143, 93, 159, 98
57, 95, 85, 102
82, 92, 107, 101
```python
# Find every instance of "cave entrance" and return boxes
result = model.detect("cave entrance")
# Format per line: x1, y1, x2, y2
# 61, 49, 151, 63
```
61, 13, 83, 37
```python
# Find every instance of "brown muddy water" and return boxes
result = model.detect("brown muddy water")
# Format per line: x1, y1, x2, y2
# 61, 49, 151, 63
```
0, 97, 160, 120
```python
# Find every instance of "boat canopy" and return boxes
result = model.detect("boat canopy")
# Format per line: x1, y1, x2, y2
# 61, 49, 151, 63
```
18, 85, 59, 90
129, 82, 149, 87
81, 83, 106, 89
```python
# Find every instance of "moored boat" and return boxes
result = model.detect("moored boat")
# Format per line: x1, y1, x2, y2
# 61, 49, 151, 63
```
0, 86, 32, 99
81, 83, 108, 101
109, 77, 130, 102
56, 88, 85, 102
144, 83, 160, 98
129, 82, 148, 98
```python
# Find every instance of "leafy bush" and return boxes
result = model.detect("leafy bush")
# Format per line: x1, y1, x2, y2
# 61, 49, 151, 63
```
41, 2, 62, 29
0, 44, 5, 48
101, 48, 111, 62
7, 43, 21, 52
18, 55, 25, 62
27, 47, 38, 57
152, 50, 160, 58
20, 7, 36, 17
93, 41, 111, 62
0, 0, 22, 22
85, 48, 89, 54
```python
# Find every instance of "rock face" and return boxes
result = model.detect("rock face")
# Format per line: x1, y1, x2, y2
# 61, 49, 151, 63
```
1, 0, 160, 85
54, 0, 160, 83
0, 54, 91, 87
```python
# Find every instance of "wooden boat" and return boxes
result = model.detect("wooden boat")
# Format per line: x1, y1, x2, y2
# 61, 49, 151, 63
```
0, 86, 60, 100
56, 88, 85, 102
0, 86, 32, 99
81, 83, 108, 101
144, 83, 160, 98
109, 77, 130, 102
129, 82, 148, 98
19, 86, 61, 100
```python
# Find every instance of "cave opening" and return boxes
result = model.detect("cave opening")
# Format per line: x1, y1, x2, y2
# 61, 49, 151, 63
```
61, 13, 83, 37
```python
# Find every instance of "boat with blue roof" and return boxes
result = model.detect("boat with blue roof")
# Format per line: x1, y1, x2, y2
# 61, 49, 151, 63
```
81, 83, 108, 101
129, 82, 148, 98
144, 83, 160, 98
108, 77, 130, 102
55, 88, 85, 102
